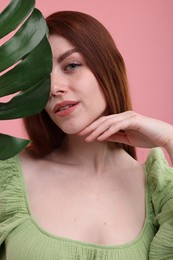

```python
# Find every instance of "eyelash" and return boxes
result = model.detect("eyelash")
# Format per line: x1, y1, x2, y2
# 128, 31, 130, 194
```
64, 62, 81, 72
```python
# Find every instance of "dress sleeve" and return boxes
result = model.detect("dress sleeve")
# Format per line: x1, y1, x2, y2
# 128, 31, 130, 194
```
0, 156, 27, 247
145, 148, 173, 260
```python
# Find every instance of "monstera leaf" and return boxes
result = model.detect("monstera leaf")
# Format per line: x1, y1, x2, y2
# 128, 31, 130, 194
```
0, 0, 52, 160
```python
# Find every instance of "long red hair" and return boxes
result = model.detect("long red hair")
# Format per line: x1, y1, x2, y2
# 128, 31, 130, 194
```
23, 11, 136, 159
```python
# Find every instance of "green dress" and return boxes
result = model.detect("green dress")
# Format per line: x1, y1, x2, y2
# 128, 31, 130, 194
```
0, 148, 173, 260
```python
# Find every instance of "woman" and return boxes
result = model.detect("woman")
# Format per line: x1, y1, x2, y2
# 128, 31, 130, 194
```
0, 11, 173, 260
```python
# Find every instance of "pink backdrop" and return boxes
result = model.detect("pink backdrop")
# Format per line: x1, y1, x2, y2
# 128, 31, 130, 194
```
0, 0, 173, 162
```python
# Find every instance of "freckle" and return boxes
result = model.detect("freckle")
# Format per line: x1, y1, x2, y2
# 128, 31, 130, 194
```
74, 218, 77, 222
103, 222, 107, 226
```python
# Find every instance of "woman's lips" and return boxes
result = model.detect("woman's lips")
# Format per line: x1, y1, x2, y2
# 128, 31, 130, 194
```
53, 101, 79, 117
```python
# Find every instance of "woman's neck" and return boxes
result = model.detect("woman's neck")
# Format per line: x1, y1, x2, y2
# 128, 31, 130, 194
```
48, 134, 126, 175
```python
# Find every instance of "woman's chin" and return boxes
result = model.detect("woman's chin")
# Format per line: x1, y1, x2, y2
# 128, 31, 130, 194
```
60, 127, 84, 135
58, 122, 88, 135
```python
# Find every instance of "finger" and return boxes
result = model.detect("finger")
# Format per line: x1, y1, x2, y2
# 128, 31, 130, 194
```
85, 116, 122, 142
79, 111, 136, 136
96, 125, 125, 141
96, 116, 139, 141
78, 115, 113, 136
86, 112, 138, 142
104, 132, 130, 144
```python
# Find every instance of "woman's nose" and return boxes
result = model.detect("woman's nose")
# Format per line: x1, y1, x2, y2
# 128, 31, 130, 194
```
50, 70, 67, 97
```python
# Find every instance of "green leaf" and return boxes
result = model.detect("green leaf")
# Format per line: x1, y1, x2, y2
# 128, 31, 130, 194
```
0, 36, 52, 97
0, 77, 50, 119
0, 133, 30, 160
0, 8, 48, 72
0, 0, 35, 38
0, 0, 52, 160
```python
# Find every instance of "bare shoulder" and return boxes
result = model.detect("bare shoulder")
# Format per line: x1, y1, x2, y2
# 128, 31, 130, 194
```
19, 150, 48, 185
19, 149, 53, 169
19, 150, 41, 172
18, 149, 67, 184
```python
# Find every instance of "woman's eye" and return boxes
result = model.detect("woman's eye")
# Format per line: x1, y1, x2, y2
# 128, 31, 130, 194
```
64, 63, 81, 71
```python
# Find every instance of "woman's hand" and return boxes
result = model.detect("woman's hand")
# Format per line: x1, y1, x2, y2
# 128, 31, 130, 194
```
78, 111, 173, 161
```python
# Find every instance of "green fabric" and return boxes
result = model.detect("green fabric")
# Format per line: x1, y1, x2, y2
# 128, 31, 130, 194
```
0, 148, 173, 260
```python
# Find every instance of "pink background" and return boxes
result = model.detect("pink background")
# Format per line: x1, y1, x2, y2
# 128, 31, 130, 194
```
0, 0, 173, 162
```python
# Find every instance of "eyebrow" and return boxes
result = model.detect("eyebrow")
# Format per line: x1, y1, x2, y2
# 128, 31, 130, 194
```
57, 48, 79, 63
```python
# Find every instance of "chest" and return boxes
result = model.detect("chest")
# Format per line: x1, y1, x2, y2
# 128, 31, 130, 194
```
23, 166, 146, 246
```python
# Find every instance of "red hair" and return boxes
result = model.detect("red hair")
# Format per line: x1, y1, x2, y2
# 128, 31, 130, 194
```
23, 11, 136, 159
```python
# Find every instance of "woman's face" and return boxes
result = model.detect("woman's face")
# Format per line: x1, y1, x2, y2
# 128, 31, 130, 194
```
45, 34, 107, 134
